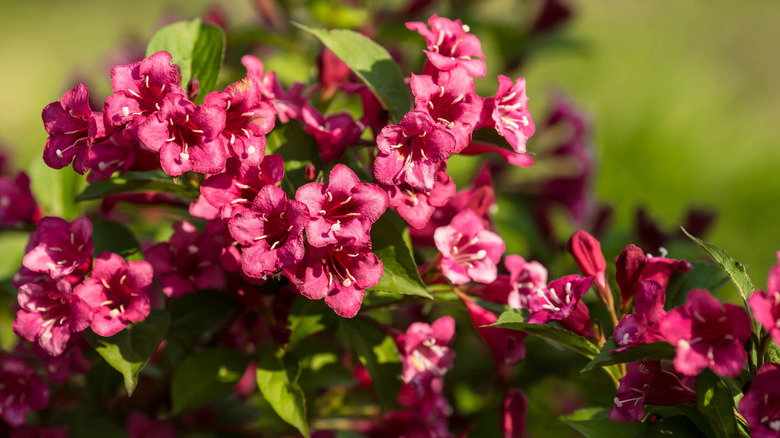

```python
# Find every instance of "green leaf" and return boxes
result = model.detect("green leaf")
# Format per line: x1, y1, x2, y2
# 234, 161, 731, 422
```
286, 299, 334, 352
28, 159, 85, 219
87, 309, 170, 395
369, 213, 432, 299
68, 414, 129, 438
171, 348, 248, 414
340, 318, 401, 410
582, 338, 676, 372
168, 290, 239, 343
256, 349, 310, 438
75, 170, 198, 202
491, 309, 600, 358
294, 24, 411, 122
471, 127, 516, 152
681, 228, 754, 306
561, 408, 645, 437
91, 219, 141, 258
665, 261, 731, 311
696, 369, 738, 438
146, 18, 226, 102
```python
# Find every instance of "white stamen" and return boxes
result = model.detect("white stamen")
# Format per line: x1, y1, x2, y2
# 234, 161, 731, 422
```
659, 247, 669, 257
109, 308, 120, 318
0, 197, 9, 208
101, 278, 111, 289
241, 111, 254, 117
180, 152, 190, 161
191, 129, 204, 134
678, 339, 691, 349
187, 245, 198, 254
247, 146, 256, 155
462, 24, 470, 32
55, 149, 64, 158
230, 134, 236, 145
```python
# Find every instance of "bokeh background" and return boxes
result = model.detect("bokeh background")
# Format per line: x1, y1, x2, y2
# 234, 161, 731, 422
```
1, 0, 779, 293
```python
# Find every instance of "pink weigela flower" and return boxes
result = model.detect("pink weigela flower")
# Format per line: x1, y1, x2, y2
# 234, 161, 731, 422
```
302, 105, 365, 164
434, 210, 505, 284
0, 173, 40, 227
0, 355, 50, 427
138, 93, 228, 176
609, 361, 695, 423
383, 169, 455, 230
229, 185, 309, 279
738, 363, 780, 438
748, 251, 780, 345
296, 164, 388, 247
502, 389, 528, 438
13, 278, 93, 356
527, 275, 595, 338
659, 289, 751, 378
484, 76, 535, 154
23, 216, 93, 280
374, 110, 456, 193
74, 252, 152, 337
42, 82, 106, 175
396, 316, 456, 392
103, 51, 185, 127
87, 127, 137, 182
406, 14, 487, 78
285, 243, 382, 318
205, 77, 276, 166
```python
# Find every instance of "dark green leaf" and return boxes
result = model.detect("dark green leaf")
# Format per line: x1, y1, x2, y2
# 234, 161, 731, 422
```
491, 309, 600, 358
171, 348, 248, 414
642, 415, 713, 438
87, 309, 171, 395
286, 299, 334, 352
295, 24, 411, 122
256, 349, 310, 438
341, 318, 401, 410
168, 290, 239, 342
91, 219, 141, 258
582, 338, 676, 372
75, 170, 198, 202
265, 122, 322, 197
646, 405, 718, 438
681, 228, 754, 306
665, 262, 731, 311
69, 414, 129, 438
561, 408, 645, 437
369, 213, 432, 299
146, 19, 226, 102
696, 369, 738, 438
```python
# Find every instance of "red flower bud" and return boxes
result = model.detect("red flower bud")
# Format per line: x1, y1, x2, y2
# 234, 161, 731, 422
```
567, 230, 606, 290
615, 244, 646, 305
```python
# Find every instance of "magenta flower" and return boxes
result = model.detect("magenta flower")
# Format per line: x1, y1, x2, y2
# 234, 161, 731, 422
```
434, 210, 505, 284
32, 335, 91, 385
406, 14, 486, 78
502, 389, 528, 438
458, 291, 526, 366
138, 93, 228, 176
86, 127, 137, 182
609, 361, 695, 423
302, 105, 364, 164
13, 278, 93, 356
485, 76, 535, 154
144, 221, 227, 298
23, 216, 93, 279
396, 316, 456, 392
374, 110, 456, 193
748, 252, 780, 344
505, 255, 548, 309
10, 426, 69, 438
229, 185, 309, 279
527, 275, 595, 338
242, 55, 312, 123
659, 289, 751, 378
383, 169, 455, 230
296, 164, 388, 247
615, 244, 691, 306
103, 51, 186, 127
73, 252, 152, 337
205, 77, 276, 166
613, 280, 667, 350
567, 229, 607, 291
738, 363, 780, 438
42, 82, 106, 174
0, 355, 50, 427
0, 173, 40, 227
126, 411, 177, 438
199, 154, 284, 219
285, 243, 383, 318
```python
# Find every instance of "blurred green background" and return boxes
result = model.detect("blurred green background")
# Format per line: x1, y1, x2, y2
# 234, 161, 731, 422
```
1, 0, 779, 292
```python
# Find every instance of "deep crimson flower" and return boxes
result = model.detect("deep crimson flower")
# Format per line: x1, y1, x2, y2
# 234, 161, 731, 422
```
0, 173, 40, 227
138, 93, 228, 176
505, 255, 548, 309
229, 185, 309, 278
613, 281, 666, 350
615, 244, 691, 306
74, 252, 152, 337
9, 425, 69, 438
748, 252, 780, 344
527, 275, 595, 338
738, 363, 780, 438
659, 289, 751, 378
302, 105, 365, 164
32, 335, 90, 385
205, 77, 276, 166
383, 169, 455, 230
434, 210, 505, 284
567, 229, 607, 291
458, 291, 526, 366
103, 51, 185, 127
484, 76, 535, 154
87, 127, 137, 182
242, 55, 312, 123
374, 111, 456, 193
0, 355, 49, 427
42, 83, 106, 174
502, 389, 528, 438
23, 216, 93, 279
406, 14, 486, 78
13, 278, 93, 356
198, 154, 284, 220
126, 411, 177, 438
144, 221, 227, 297
395, 316, 456, 392
296, 164, 388, 247
285, 243, 382, 318
609, 361, 695, 423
